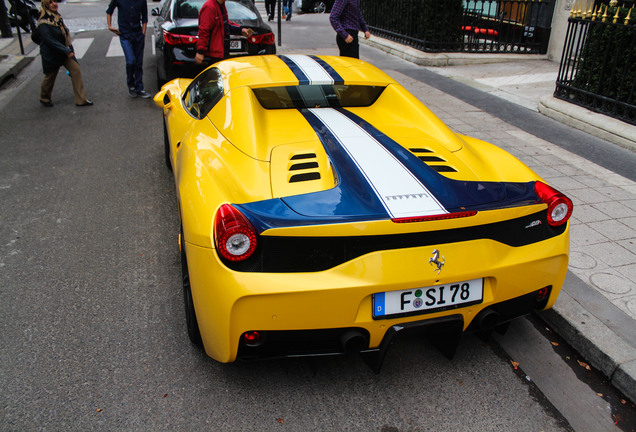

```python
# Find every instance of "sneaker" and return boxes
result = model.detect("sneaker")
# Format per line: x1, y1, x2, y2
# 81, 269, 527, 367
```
128, 88, 137, 98
137, 90, 152, 99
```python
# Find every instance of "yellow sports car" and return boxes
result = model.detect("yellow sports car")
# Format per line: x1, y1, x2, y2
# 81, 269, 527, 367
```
154, 55, 572, 371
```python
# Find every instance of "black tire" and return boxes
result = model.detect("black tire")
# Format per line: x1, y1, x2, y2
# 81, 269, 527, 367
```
163, 118, 172, 171
181, 228, 202, 346
156, 60, 168, 89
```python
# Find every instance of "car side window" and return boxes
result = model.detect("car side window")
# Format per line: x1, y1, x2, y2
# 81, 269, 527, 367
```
182, 68, 224, 120
175, 0, 204, 19
160, 0, 172, 19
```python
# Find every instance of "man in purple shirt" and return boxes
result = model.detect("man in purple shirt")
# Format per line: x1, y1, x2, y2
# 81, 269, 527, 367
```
329, 0, 371, 58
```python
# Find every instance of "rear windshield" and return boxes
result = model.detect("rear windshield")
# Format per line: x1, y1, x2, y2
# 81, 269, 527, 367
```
176, 0, 258, 19
253, 85, 385, 109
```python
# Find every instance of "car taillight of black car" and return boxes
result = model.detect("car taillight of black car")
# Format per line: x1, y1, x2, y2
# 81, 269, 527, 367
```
248, 32, 275, 45
163, 30, 275, 48
163, 30, 198, 46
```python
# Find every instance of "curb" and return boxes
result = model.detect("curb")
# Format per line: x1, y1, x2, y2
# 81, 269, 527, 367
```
0, 54, 35, 85
0, 38, 39, 87
536, 273, 636, 404
362, 36, 550, 67
539, 96, 636, 153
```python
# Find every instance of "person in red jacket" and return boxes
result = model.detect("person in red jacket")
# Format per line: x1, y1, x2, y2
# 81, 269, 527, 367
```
195, 0, 253, 65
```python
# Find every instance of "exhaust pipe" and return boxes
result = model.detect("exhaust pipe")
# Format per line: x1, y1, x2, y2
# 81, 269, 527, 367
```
340, 330, 367, 353
478, 310, 500, 331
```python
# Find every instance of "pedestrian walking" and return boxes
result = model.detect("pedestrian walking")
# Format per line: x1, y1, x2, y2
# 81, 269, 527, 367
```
329, 0, 370, 58
37, 0, 93, 107
106, 0, 151, 98
195, 0, 253, 66
265, 0, 275, 21
283, 0, 292, 21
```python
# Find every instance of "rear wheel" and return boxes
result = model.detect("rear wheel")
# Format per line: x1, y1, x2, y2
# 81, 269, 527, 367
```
156, 55, 169, 89
312, 0, 327, 13
181, 228, 202, 346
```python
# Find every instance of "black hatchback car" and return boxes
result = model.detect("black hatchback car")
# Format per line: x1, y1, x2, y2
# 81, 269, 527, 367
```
153, 0, 276, 85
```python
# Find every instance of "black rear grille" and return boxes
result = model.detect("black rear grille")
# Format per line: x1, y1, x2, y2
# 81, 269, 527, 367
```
410, 148, 457, 173
288, 153, 321, 183
222, 210, 566, 273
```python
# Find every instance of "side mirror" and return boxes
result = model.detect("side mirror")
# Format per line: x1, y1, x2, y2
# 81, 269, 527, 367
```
154, 89, 174, 109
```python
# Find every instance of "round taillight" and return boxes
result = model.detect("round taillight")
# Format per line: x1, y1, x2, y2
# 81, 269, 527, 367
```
214, 204, 258, 261
534, 181, 573, 227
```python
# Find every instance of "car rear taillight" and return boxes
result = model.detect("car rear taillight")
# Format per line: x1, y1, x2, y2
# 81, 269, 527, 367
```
534, 181, 573, 227
163, 30, 198, 46
214, 204, 258, 261
248, 32, 275, 45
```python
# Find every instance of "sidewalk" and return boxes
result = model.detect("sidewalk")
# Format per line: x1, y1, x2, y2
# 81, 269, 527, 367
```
0, 33, 39, 88
358, 37, 636, 405
2, 21, 635, 405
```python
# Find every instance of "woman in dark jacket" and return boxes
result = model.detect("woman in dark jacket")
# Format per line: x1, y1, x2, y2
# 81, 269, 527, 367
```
37, 0, 92, 107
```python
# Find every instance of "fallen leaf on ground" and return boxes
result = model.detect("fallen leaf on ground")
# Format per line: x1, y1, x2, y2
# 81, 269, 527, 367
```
511, 360, 519, 369
577, 360, 591, 370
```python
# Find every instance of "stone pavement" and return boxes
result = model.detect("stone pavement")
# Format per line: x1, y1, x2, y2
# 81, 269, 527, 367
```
1, 11, 635, 404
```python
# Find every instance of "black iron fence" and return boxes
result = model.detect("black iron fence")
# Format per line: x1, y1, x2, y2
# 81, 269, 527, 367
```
554, 6, 636, 125
363, 0, 555, 54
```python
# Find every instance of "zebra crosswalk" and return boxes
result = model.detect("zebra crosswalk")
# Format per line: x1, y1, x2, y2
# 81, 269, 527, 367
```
69, 35, 155, 59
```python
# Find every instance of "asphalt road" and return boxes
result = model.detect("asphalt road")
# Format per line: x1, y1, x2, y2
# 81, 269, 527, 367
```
0, 2, 633, 431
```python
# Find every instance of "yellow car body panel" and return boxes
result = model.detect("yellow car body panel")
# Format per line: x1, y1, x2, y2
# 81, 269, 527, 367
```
155, 55, 572, 366
185, 228, 568, 362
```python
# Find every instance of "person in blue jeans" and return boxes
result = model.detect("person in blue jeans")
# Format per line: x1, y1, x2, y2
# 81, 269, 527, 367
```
283, 0, 292, 21
106, 0, 151, 98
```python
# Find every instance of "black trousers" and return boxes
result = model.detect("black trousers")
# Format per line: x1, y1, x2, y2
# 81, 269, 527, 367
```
265, 0, 276, 19
336, 30, 359, 58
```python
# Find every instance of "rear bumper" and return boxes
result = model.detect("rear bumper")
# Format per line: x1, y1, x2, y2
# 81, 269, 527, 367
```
184, 230, 569, 363
160, 43, 276, 79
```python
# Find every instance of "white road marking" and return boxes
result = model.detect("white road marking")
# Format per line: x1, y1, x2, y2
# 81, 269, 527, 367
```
106, 37, 124, 57
71, 38, 93, 59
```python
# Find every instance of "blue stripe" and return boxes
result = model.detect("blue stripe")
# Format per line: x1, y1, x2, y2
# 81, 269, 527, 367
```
308, 55, 344, 84
280, 109, 388, 217
333, 109, 531, 212
237, 107, 540, 233
279, 55, 310, 85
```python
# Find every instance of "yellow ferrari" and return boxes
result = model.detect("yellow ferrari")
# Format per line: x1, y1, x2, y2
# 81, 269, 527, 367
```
154, 55, 572, 371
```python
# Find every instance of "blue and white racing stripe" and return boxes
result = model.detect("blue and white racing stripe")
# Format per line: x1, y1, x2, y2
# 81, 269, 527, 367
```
306, 108, 448, 218
279, 55, 344, 85
236, 56, 537, 232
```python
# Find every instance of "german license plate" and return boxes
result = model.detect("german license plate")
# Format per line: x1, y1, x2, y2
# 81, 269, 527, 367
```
373, 278, 483, 319
230, 40, 241, 50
